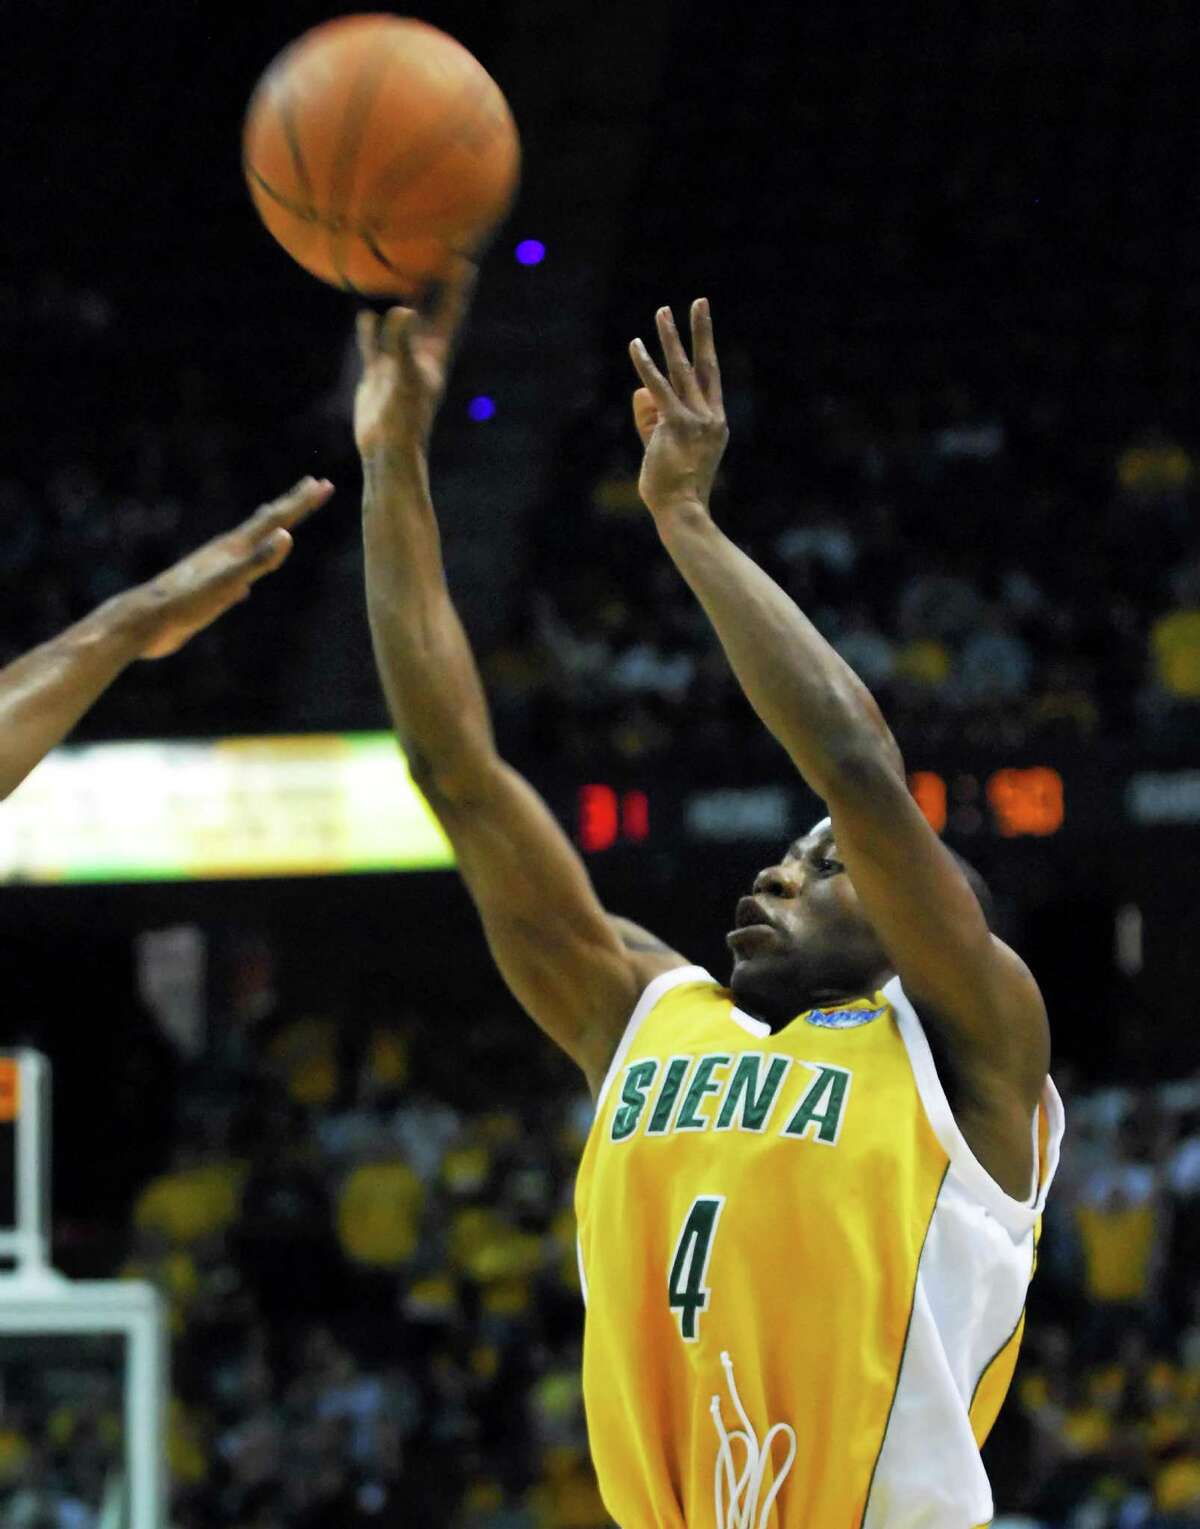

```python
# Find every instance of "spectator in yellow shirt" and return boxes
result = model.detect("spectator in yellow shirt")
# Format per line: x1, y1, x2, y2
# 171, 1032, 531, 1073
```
1075, 1148, 1165, 1356
1117, 426, 1195, 506
133, 1135, 246, 1249
1143, 559, 1200, 743
1155, 1418, 1200, 1518
336, 1131, 424, 1276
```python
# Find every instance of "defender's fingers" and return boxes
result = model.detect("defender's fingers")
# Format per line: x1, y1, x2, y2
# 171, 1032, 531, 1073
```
690, 297, 724, 408
244, 527, 294, 582
631, 387, 659, 448
355, 310, 379, 368
655, 306, 704, 409
247, 477, 335, 539
629, 337, 678, 410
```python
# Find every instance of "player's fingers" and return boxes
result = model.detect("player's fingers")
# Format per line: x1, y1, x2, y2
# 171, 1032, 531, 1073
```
247, 477, 335, 538
426, 255, 479, 358
655, 306, 705, 410
379, 305, 418, 361
690, 297, 724, 411
631, 387, 659, 448
355, 310, 379, 368
629, 337, 679, 412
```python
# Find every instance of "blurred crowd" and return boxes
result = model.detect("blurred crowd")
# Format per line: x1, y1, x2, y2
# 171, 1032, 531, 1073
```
0, 931, 1199, 1526
492, 397, 1200, 770
988, 1069, 1200, 1527
0, 270, 345, 741
1, 932, 597, 1529
4, 273, 1200, 770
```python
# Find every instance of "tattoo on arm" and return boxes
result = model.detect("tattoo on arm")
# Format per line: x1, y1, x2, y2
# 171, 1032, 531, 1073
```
608, 915, 675, 955
620, 933, 673, 953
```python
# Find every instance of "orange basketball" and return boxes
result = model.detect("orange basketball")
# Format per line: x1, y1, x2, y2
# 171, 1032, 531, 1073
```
243, 14, 520, 297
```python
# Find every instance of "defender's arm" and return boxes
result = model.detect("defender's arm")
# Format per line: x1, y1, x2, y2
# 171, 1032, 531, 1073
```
0, 478, 331, 800
358, 294, 682, 1093
629, 301, 1048, 1190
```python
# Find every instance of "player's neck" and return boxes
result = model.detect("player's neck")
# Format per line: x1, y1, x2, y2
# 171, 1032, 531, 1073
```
732, 966, 893, 1031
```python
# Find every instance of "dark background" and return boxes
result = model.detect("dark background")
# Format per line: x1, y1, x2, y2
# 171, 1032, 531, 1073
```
2, 2, 1200, 1526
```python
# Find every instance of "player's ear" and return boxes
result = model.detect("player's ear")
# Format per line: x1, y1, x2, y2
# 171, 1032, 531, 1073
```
632, 386, 658, 447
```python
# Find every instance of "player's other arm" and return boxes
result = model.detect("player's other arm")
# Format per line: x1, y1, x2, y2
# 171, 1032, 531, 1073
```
0, 477, 332, 801
629, 301, 1048, 1179
356, 278, 683, 1095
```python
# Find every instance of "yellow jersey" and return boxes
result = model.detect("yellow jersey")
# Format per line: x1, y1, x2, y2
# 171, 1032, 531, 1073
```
575, 966, 1063, 1528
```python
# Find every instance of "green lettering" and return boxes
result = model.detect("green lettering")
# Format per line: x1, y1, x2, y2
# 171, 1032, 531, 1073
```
783, 1064, 852, 1144
668, 1195, 724, 1340
676, 1054, 732, 1131
611, 1059, 658, 1141
715, 1054, 791, 1132
647, 1057, 693, 1134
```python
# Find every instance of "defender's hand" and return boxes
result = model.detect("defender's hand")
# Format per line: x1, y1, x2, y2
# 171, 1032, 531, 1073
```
629, 298, 728, 519
136, 477, 334, 659
354, 260, 477, 458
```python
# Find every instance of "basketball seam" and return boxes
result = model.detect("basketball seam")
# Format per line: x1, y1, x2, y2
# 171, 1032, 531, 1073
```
360, 229, 404, 276
271, 75, 316, 217
360, 70, 499, 224
245, 25, 513, 292
246, 163, 480, 245
245, 163, 320, 225
326, 31, 409, 292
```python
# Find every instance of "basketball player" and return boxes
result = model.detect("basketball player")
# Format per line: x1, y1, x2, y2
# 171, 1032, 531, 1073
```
0, 476, 332, 800
357, 279, 1061, 1528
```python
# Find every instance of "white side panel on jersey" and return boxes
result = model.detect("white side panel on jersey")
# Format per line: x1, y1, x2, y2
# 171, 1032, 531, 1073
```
862, 1172, 1034, 1528
862, 976, 1065, 1527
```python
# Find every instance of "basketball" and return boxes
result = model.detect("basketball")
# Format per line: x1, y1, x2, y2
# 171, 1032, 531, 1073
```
242, 15, 520, 297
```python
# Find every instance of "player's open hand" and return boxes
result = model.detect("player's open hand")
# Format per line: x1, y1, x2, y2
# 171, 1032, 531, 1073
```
354, 259, 477, 458
135, 476, 334, 659
629, 299, 728, 519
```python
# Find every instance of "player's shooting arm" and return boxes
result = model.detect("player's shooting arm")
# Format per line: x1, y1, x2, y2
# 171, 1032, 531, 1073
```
0, 478, 331, 801
630, 302, 1048, 1139
356, 286, 683, 1095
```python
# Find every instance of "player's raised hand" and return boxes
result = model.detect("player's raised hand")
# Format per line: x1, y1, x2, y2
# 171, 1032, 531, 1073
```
354, 258, 478, 457
629, 298, 729, 519
136, 476, 334, 658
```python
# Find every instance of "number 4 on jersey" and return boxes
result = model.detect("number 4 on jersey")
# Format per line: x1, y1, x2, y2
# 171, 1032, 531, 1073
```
668, 1195, 725, 1341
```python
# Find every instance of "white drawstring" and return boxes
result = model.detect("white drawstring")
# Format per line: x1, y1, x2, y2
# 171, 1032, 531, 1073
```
711, 1350, 797, 1529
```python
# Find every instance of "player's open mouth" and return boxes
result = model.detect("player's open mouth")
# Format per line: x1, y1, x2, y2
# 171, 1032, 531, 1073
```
733, 895, 775, 932
727, 896, 784, 952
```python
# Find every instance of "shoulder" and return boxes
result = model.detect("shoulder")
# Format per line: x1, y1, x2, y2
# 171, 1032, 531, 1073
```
587, 918, 700, 1099
605, 914, 698, 1021
904, 935, 1049, 1107
889, 961, 1053, 1204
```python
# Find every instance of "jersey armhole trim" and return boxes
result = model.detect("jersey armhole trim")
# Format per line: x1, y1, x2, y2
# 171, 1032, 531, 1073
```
884, 974, 1065, 1236
593, 964, 716, 1116
576, 1233, 589, 1308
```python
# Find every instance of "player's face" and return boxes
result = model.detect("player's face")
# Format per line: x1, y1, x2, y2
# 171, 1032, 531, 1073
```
725, 822, 891, 1027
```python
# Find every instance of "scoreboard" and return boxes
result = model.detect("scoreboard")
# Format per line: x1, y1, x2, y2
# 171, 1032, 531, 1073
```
0, 733, 1194, 884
